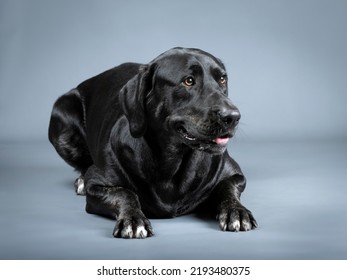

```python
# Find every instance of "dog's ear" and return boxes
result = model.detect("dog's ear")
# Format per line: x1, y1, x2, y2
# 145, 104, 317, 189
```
119, 64, 156, 138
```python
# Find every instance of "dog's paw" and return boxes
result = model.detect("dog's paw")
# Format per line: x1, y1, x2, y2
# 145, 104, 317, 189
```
113, 212, 154, 239
74, 176, 85, 195
217, 204, 257, 232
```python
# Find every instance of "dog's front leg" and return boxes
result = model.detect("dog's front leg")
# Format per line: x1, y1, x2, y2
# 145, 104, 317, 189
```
83, 166, 154, 239
212, 175, 257, 232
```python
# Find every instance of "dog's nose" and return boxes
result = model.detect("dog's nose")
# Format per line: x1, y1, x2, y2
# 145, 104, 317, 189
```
213, 107, 241, 126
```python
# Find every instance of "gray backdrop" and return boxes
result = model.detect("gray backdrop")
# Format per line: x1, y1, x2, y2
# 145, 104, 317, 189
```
1, 0, 346, 141
1, 0, 347, 260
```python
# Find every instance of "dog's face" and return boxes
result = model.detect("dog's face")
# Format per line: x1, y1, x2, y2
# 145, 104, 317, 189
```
121, 47, 241, 154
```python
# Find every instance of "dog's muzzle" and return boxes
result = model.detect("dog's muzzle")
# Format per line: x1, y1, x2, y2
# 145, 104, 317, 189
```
168, 106, 241, 153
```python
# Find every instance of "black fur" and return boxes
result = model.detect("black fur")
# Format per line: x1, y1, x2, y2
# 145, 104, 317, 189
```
49, 47, 257, 238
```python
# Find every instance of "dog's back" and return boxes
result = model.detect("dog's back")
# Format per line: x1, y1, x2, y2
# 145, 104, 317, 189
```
48, 63, 141, 174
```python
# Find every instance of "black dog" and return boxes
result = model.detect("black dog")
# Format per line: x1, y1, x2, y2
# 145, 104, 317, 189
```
49, 47, 257, 238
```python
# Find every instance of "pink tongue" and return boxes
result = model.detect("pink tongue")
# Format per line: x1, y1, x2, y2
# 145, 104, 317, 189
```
214, 136, 230, 145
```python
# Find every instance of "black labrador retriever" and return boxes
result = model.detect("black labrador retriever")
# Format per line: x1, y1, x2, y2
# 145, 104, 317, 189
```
48, 47, 257, 238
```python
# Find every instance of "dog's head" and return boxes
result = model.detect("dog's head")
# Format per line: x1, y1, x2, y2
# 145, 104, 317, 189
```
120, 47, 241, 154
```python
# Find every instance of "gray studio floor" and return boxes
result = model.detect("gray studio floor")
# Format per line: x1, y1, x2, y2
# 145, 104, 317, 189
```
0, 139, 346, 260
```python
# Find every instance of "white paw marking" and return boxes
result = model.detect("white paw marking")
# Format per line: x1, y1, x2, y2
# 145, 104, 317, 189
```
242, 220, 251, 231
121, 225, 133, 238
135, 226, 148, 238
220, 221, 227, 231
230, 220, 241, 231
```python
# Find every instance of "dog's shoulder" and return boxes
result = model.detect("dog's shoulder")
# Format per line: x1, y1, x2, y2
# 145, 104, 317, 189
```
77, 62, 141, 93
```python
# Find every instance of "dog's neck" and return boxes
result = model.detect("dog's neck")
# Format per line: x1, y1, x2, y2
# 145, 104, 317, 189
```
144, 129, 208, 179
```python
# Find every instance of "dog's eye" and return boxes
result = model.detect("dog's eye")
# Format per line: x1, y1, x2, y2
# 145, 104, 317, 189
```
183, 77, 195, 87
219, 75, 227, 85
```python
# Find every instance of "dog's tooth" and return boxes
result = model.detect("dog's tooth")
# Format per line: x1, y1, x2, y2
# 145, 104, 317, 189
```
74, 177, 85, 195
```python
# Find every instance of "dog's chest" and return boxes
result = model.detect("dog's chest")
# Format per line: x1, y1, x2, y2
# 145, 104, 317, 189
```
140, 161, 220, 218
118, 141, 224, 217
